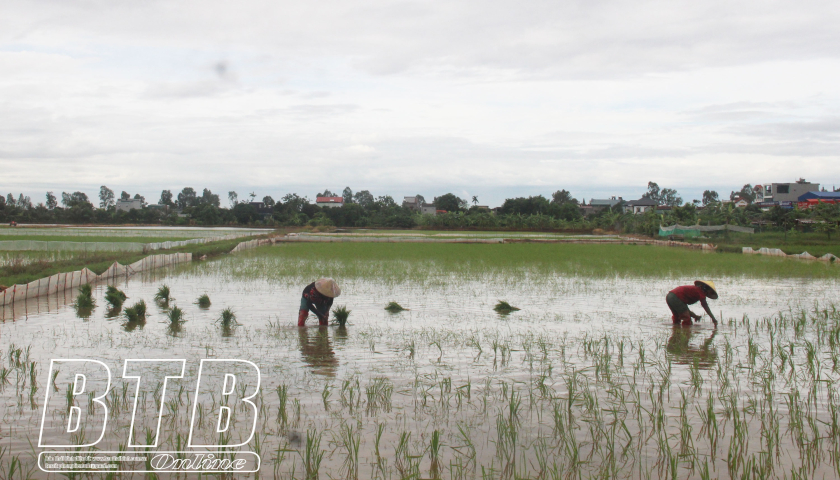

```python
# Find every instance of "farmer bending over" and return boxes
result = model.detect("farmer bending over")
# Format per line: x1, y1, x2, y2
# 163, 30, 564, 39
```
298, 278, 341, 326
666, 280, 718, 326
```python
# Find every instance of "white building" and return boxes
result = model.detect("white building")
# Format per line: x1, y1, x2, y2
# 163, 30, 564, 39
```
316, 196, 344, 208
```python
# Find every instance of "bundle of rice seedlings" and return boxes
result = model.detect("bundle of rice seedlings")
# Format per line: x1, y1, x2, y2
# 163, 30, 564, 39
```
167, 305, 184, 323
195, 294, 211, 308
332, 305, 351, 327
219, 307, 236, 325
384, 301, 407, 313
104, 285, 127, 308
493, 300, 520, 314
123, 300, 147, 322
73, 284, 96, 310
154, 284, 172, 304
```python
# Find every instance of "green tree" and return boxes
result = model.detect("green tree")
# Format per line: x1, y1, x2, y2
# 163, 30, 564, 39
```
159, 190, 174, 206
701, 190, 719, 206
120, 191, 131, 201
813, 202, 840, 240
263, 195, 275, 207
201, 188, 220, 207
47, 192, 58, 210
228, 191, 238, 207
353, 190, 374, 207
551, 189, 578, 205
472, 195, 479, 206
433, 193, 465, 213
342, 187, 354, 204
99, 186, 115, 209
177, 188, 197, 209
729, 184, 756, 203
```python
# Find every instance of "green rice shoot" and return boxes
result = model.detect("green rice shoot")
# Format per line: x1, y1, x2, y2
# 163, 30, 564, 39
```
154, 284, 171, 304
219, 307, 236, 325
73, 283, 96, 310
384, 301, 407, 313
332, 305, 351, 327
104, 285, 127, 308
195, 293, 211, 308
123, 299, 147, 322
167, 305, 184, 323
494, 300, 520, 314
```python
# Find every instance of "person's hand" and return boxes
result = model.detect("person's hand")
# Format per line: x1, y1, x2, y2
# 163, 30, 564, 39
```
692, 313, 702, 321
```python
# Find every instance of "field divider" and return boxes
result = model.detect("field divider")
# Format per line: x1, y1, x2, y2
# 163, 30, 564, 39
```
0, 252, 191, 307
276, 233, 715, 248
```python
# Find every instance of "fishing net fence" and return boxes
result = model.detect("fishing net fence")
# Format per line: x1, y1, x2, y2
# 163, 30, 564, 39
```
743, 247, 838, 262
0, 252, 191, 306
0, 233, 252, 253
658, 224, 755, 237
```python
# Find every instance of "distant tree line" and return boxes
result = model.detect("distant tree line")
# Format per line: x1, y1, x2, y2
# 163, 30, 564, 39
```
1, 183, 838, 238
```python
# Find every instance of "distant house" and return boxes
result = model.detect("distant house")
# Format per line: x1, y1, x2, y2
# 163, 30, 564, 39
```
316, 196, 344, 208
757, 179, 819, 204
624, 198, 657, 214
589, 196, 623, 212
731, 196, 750, 208
115, 199, 143, 212
797, 191, 840, 209
403, 196, 421, 211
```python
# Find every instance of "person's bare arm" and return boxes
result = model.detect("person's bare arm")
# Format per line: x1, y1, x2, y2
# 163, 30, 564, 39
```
700, 299, 718, 325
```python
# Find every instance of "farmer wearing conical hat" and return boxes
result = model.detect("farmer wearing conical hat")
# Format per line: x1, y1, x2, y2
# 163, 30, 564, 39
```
666, 280, 718, 326
298, 278, 341, 326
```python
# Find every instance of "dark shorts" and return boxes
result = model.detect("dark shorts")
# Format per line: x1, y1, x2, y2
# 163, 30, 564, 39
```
666, 292, 689, 318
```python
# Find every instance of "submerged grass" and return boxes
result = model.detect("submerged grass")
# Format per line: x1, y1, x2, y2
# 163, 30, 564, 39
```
220, 243, 840, 280
384, 301, 407, 313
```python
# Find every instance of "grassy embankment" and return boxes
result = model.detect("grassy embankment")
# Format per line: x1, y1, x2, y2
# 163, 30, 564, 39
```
686, 231, 840, 257
259, 242, 840, 280
0, 238, 245, 287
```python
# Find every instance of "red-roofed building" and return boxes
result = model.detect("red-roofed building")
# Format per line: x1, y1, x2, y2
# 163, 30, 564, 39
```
316, 196, 344, 208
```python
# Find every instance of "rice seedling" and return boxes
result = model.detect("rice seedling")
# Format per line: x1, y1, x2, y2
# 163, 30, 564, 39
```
195, 293, 211, 308
166, 305, 184, 323
385, 301, 408, 313
73, 283, 96, 310
493, 300, 520, 314
332, 305, 351, 327
153, 284, 171, 304
104, 285, 127, 308
123, 300, 147, 322
218, 307, 236, 325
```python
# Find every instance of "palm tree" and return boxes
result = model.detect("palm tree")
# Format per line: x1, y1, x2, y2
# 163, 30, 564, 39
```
472, 196, 479, 206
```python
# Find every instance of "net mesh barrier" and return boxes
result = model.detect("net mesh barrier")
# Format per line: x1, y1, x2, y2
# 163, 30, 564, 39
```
743, 247, 838, 262
0, 252, 192, 306
0, 233, 252, 252
659, 224, 755, 237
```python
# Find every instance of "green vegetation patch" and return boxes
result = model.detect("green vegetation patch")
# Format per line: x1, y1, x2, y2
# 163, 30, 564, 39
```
225, 242, 840, 280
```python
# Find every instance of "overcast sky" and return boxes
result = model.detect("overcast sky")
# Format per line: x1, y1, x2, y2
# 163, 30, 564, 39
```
2, 0, 839, 207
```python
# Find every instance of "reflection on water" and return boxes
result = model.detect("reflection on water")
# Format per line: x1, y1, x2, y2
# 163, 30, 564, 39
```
122, 319, 145, 332
298, 326, 339, 377
167, 321, 184, 337
666, 326, 718, 368
221, 321, 237, 337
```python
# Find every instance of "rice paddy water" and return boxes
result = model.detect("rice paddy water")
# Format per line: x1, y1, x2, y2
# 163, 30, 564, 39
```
1, 243, 839, 478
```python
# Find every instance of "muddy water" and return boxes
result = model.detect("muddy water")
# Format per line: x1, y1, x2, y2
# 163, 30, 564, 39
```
2, 250, 840, 478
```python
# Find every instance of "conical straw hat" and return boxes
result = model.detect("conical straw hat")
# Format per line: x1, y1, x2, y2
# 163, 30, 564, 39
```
315, 278, 341, 298
694, 280, 718, 299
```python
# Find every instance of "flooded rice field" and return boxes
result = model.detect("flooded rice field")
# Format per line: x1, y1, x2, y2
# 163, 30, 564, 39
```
2, 246, 840, 479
